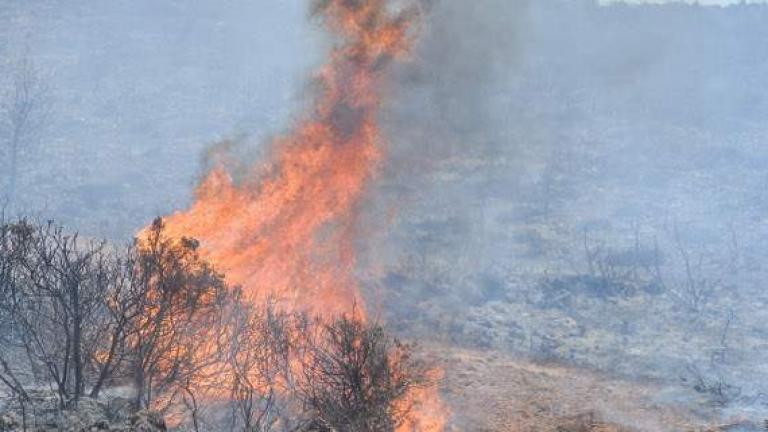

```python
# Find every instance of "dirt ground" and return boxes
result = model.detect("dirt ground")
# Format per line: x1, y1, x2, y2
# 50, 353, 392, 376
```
428, 346, 761, 432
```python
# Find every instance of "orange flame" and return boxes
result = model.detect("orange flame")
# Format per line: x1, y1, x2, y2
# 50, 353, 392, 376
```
148, 0, 447, 429
155, 0, 413, 318
395, 366, 449, 432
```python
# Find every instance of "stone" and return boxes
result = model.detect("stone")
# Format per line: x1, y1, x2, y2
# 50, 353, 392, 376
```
0, 395, 166, 432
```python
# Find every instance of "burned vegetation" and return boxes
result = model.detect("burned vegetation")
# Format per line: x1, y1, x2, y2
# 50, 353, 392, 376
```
0, 217, 437, 432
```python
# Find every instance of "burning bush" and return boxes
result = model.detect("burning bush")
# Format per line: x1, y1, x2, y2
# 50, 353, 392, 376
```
0, 217, 229, 409
0, 217, 440, 431
122, 217, 232, 412
300, 316, 431, 432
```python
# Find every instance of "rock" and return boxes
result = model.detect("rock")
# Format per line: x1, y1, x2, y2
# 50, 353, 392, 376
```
104, 397, 133, 422
0, 395, 166, 432
62, 397, 110, 430
125, 410, 166, 432
0, 413, 20, 431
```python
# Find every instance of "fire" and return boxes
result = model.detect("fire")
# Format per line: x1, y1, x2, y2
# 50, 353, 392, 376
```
397, 368, 449, 432
148, 0, 447, 429
155, 0, 413, 318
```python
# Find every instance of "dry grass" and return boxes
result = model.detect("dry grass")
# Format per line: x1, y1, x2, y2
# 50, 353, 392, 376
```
424, 345, 725, 432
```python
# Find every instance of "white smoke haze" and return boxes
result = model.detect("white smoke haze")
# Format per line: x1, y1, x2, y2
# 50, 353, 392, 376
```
3, 0, 768, 430
364, 0, 768, 428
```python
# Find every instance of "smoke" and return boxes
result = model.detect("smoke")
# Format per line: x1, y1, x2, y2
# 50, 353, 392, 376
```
358, 0, 535, 294
385, 0, 532, 162
364, 0, 768, 415
363, 0, 768, 283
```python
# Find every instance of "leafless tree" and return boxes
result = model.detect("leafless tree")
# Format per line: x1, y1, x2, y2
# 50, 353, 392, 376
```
0, 219, 113, 407
1, 216, 434, 432
126, 217, 230, 412
1, 56, 50, 206
223, 298, 313, 432
668, 223, 718, 313
0, 216, 235, 416
87, 243, 141, 399
0, 218, 31, 402
299, 317, 429, 432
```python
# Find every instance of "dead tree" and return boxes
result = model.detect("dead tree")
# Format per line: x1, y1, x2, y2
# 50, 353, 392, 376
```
0, 216, 236, 419
228, 299, 282, 431
0, 219, 31, 402
126, 217, 230, 412
224, 298, 312, 432
0, 219, 114, 406
299, 317, 429, 432
669, 223, 717, 313
1, 57, 50, 207
88, 244, 139, 399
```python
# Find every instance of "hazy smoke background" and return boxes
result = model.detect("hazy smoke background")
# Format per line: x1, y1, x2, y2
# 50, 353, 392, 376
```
0, 0, 323, 234
361, 1, 768, 418
365, 0, 768, 278
367, 0, 768, 276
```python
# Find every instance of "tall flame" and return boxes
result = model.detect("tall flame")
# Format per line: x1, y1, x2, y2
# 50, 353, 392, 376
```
157, 0, 412, 317
149, 0, 446, 430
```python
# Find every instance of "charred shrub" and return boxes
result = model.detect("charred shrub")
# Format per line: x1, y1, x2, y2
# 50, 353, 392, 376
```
0, 217, 230, 413
300, 316, 430, 432
0, 217, 437, 431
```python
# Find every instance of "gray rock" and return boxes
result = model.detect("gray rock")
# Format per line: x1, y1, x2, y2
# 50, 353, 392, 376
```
0, 395, 165, 432
0, 413, 20, 431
